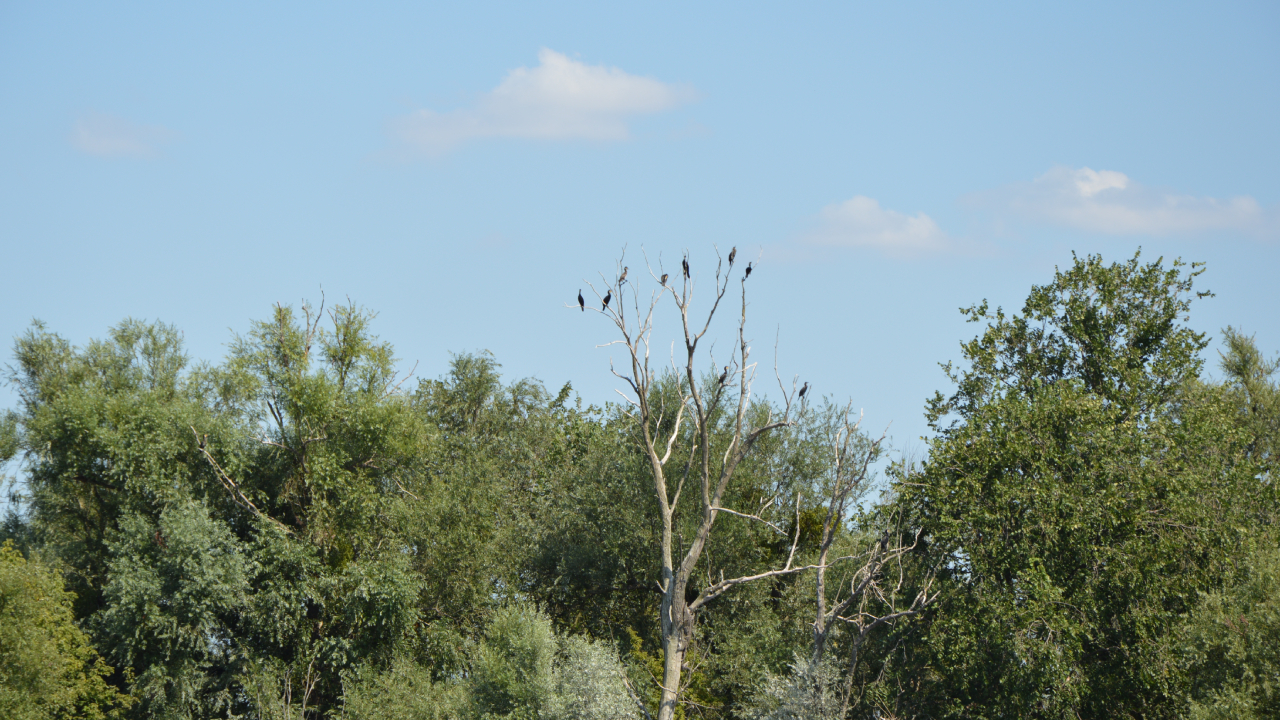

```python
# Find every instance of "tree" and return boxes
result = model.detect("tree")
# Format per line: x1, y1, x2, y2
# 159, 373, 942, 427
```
586, 250, 823, 720
0, 541, 132, 720
888, 252, 1277, 717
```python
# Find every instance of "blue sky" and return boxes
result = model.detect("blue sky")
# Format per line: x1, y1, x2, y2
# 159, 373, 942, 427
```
2, 1, 1278, 464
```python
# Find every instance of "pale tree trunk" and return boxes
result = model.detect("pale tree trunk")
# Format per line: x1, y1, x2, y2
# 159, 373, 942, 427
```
582, 249, 816, 720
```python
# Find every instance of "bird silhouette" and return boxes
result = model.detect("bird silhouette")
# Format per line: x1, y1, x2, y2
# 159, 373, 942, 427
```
799, 382, 810, 400
660, 273, 669, 286
682, 256, 690, 279
619, 267, 628, 284
602, 290, 611, 311
718, 365, 730, 386
744, 262, 753, 279
578, 290, 585, 312
728, 246, 737, 265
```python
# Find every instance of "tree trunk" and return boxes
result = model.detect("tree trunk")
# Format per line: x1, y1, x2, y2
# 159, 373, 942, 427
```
658, 585, 692, 720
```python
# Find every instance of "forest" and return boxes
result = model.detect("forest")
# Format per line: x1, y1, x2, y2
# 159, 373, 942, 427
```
1, 250, 1277, 720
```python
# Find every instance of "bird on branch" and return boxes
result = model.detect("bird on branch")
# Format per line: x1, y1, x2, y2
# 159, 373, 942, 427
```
682, 256, 690, 279
744, 262, 753, 279
578, 290, 585, 312
602, 290, 611, 311
619, 266, 628, 284
718, 365, 730, 386
799, 382, 810, 400
729, 246, 737, 266
660, 273, 669, 286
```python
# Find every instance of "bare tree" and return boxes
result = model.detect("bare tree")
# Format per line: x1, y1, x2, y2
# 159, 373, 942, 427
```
583, 249, 823, 720
802, 416, 937, 717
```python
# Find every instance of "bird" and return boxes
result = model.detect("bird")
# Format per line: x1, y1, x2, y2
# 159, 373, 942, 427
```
602, 290, 611, 311
682, 256, 690, 279
799, 382, 810, 400
744, 262, 753, 279
619, 266, 628, 284
198, 434, 207, 449
728, 246, 737, 266
578, 290, 585, 312
718, 365, 730, 386
660, 273, 669, 286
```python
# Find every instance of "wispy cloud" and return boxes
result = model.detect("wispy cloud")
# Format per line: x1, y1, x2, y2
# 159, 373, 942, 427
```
972, 166, 1277, 239
799, 196, 956, 257
394, 49, 695, 154
71, 113, 174, 158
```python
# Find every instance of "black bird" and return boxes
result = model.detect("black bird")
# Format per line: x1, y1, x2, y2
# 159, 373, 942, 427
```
799, 382, 810, 400
744, 262, 753, 279
718, 365, 730, 386
660, 273, 669, 286
198, 434, 207, 450
682, 256, 690, 279
619, 266, 628, 284
578, 290, 585, 312
602, 290, 611, 311
728, 246, 737, 266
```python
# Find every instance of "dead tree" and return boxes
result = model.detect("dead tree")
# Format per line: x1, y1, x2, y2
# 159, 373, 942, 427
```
584, 248, 819, 720
803, 410, 937, 715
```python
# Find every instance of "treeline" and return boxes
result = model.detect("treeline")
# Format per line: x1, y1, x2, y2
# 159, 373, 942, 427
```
0, 252, 1277, 719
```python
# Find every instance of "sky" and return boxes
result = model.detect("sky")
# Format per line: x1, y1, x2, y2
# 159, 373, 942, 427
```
1, 1, 1278, 472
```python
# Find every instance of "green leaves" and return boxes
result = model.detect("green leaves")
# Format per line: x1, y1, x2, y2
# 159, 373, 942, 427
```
932, 251, 1211, 429
894, 252, 1272, 718
0, 541, 132, 720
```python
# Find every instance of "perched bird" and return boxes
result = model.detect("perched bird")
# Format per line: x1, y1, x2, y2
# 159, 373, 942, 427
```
619, 266, 628, 284
718, 365, 730, 386
199, 434, 207, 449
660, 273, 669, 286
682, 256, 690, 279
728, 246, 737, 266
578, 290, 585, 312
602, 290, 611, 311
799, 382, 810, 400
744, 262, 753, 279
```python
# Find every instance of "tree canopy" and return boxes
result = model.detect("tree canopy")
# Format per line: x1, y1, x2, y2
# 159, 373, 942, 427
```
1, 252, 1277, 719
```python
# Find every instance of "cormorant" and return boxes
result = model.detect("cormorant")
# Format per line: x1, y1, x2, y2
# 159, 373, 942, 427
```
199, 434, 207, 449
728, 246, 737, 265
602, 290, 611, 311
682, 256, 690, 279
578, 290, 585, 312
660, 273, 669, 286
619, 266, 628, 284
718, 365, 730, 386
744, 262, 753, 279
799, 382, 809, 400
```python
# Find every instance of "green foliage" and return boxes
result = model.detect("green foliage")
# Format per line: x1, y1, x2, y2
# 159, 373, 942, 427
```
471, 603, 556, 718
1182, 548, 1280, 719
742, 654, 844, 720
0, 541, 131, 720
2, 268, 1275, 719
336, 658, 468, 720
890, 252, 1277, 718
1219, 326, 1280, 473
93, 501, 248, 719
931, 251, 1210, 425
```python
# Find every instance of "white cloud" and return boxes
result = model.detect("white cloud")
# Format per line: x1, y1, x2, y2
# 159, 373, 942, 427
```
394, 49, 695, 154
801, 196, 954, 256
976, 166, 1277, 238
71, 113, 174, 158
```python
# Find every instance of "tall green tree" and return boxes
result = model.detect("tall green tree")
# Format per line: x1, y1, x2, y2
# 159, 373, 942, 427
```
887, 253, 1277, 717
0, 541, 132, 720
